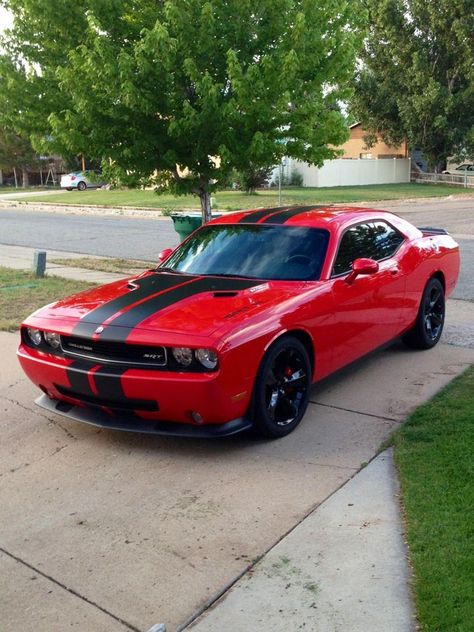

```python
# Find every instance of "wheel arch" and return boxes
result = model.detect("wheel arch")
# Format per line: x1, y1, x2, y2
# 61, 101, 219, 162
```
430, 270, 446, 292
264, 328, 315, 375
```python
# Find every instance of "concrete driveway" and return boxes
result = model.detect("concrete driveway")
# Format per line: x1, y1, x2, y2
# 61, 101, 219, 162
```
2, 329, 473, 632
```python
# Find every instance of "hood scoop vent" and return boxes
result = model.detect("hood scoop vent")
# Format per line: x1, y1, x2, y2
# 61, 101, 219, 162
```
213, 291, 239, 298
127, 280, 139, 290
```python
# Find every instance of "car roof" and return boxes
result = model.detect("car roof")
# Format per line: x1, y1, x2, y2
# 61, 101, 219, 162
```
210, 205, 399, 230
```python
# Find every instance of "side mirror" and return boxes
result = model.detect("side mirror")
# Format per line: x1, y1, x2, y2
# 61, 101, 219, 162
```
158, 248, 173, 264
345, 257, 379, 284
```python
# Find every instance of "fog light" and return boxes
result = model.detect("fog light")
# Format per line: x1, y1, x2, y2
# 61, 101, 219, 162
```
195, 348, 218, 370
191, 411, 203, 424
172, 347, 193, 366
44, 331, 61, 349
27, 328, 42, 346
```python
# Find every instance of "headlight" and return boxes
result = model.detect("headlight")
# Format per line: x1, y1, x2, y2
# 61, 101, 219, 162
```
172, 347, 193, 366
195, 348, 218, 370
44, 331, 61, 349
27, 328, 42, 346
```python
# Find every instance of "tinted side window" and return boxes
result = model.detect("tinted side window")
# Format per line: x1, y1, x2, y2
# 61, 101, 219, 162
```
333, 221, 404, 276
333, 223, 375, 275
371, 221, 404, 260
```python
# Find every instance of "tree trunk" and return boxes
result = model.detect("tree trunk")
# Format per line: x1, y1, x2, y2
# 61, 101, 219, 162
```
21, 168, 29, 188
199, 189, 212, 223
13, 167, 18, 188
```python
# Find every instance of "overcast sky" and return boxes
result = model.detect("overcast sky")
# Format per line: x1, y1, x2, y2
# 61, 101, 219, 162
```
0, 7, 13, 32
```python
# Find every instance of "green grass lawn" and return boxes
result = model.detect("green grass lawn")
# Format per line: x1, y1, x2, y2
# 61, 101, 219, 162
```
393, 366, 474, 631
20, 182, 474, 210
0, 267, 95, 331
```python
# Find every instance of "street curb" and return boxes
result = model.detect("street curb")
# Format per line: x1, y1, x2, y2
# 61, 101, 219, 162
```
0, 200, 171, 219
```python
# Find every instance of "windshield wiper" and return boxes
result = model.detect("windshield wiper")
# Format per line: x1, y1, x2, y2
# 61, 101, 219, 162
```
204, 272, 264, 280
154, 266, 178, 273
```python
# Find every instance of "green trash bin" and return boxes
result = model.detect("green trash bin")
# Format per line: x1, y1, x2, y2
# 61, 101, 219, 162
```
170, 212, 222, 242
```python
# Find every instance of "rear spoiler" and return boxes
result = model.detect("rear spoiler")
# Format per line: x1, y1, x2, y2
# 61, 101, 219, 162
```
417, 226, 449, 236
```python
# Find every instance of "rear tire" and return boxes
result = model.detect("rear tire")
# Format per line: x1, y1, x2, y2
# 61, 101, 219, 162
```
66, 187, 73, 191
402, 278, 445, 349
251, 336, 311, 438
77, 181, 87, 191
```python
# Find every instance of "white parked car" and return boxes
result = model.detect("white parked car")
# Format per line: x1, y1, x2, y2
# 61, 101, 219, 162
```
60, 170, 105, 191
442, 163, 474, 175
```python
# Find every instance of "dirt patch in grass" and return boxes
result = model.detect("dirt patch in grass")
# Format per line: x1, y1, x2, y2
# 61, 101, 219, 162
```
51, 257, 154, 275
0, 267, 96, 331
393, 366, 474, 631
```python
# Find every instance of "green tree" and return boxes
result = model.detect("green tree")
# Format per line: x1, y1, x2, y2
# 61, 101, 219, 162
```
351, 0, 474, 171
1, 0, 364, 219
235, 166, 273, 194
0, 127, 39, 187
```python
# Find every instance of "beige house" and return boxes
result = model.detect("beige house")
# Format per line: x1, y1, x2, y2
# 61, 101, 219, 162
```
337, 122, 408, 160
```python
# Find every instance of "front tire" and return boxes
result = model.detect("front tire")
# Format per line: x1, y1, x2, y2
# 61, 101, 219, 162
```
252, 336, 311, 438
402, 277, 445, 349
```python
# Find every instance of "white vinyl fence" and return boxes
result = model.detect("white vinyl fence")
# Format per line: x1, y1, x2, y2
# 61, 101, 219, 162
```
412, 171, 474, 188
287, 158, 411, 188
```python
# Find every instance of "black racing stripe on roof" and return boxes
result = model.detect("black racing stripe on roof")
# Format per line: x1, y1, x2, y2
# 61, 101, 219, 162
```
261, 205, 326, 224
237, 206, 292, 223
72, 273, 194, 338
98, 276, 261, 343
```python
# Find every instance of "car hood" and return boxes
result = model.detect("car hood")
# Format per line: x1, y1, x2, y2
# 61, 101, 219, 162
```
33, 271, 306, 339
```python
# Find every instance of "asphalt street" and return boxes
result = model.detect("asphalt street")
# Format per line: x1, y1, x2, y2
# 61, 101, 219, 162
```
0, 209, 179, 261
0, 195, 473, 299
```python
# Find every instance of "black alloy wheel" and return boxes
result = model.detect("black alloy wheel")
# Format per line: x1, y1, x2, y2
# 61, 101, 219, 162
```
252, 336, 311, 438
402, 277, 445, 349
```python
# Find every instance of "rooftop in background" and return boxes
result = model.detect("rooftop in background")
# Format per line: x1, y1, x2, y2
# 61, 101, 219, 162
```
337, 122, 408, 160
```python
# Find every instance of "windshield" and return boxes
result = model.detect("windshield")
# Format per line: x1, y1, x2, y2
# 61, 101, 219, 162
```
161, 224, 329, 281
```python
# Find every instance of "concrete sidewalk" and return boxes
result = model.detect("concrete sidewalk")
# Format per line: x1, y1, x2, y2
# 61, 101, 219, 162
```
186, 449, 413, 632
0, 243, 128, 283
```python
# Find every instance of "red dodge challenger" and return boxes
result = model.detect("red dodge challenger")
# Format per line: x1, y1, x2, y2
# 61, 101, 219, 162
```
18, 206, 459, 438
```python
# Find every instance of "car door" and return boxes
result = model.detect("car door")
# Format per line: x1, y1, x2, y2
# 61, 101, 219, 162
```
329, 220, 407, 371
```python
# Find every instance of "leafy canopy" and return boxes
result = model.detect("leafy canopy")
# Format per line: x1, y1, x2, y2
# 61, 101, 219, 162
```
1, 0, 365, 216
351, 0, 474, 170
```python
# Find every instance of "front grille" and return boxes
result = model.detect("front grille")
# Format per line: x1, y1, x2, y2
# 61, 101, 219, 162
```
60, 335, 167, 367
55, 385, 159, 411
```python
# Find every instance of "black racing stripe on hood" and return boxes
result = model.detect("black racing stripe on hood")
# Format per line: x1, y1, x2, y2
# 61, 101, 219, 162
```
261, 205, 326, 224
98, 276, 261, 343
237, 206, 291, 223
72, 273, 194, 338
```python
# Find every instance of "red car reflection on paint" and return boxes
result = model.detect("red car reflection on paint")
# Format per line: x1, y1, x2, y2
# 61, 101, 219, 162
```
18, 206, 459, 438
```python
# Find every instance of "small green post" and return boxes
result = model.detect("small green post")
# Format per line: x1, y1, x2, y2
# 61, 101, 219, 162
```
33, 250, 47, 278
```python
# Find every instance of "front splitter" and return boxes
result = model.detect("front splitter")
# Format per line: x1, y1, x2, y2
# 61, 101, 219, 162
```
36, 394, 253, 438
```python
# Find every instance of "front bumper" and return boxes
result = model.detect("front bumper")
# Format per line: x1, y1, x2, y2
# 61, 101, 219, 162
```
36, 394, 252, 437
18, 344, 253, 432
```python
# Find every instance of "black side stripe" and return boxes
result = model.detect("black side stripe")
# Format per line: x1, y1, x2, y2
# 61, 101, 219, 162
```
261, 205, 326, 224
99, 276, 260, 343
72, 273, 194, 338
237, 206, 292, 223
